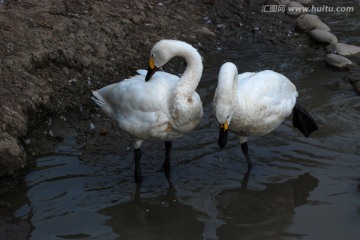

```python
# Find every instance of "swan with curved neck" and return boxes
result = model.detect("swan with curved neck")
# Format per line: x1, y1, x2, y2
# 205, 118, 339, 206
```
213, 62, 318, 168
92, 40, 203, 182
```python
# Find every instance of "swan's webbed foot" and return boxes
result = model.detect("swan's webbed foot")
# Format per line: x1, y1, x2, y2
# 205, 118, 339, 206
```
241, 142, 252, 169
293, 104, 318, 138
162, 141, 172, 172
134, 148, 143, 183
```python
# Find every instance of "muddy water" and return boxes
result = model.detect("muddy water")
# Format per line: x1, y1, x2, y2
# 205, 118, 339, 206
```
2, 7, 360, 240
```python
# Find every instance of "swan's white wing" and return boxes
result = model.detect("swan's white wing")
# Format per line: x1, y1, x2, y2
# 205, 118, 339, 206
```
93, 71, 180, 139
238, 70, 297, 115
233, 70, 298, 135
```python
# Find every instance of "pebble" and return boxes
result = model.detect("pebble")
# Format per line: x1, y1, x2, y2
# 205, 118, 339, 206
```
309, 29, 338, 44
80, 56, 91, 67
198, 26, 216, 36
296, 14, 331, 33
326, 43, 360, 56
135, 2, 145, 10
325, 54, 352, 69
130, 15, 142, 25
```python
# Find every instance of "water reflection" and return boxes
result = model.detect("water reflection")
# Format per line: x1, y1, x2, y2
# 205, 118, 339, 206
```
215, 172, 319, 240
99, 171, 319, 240
100, 176, 204, 240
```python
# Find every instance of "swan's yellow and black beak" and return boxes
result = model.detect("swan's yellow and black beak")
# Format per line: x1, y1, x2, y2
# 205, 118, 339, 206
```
218, 120, 229, 148
145, 56, 159, 81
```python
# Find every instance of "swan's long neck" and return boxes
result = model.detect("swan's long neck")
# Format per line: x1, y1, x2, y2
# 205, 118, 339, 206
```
214, 63, 239, 123
173, 46, 203, 98
217, 63, 238, 103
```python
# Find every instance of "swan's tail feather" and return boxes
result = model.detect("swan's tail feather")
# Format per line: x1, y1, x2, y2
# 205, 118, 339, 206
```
292, 104, 318, 138
91, 90, 113, 117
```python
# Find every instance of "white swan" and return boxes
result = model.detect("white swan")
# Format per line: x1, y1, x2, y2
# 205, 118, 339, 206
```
213, 62, 318, 168
92, 40, 203, 182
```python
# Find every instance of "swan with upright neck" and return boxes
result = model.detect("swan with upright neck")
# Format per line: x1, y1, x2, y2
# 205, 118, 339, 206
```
92, 40, 203, 182
213, 62, 318, 168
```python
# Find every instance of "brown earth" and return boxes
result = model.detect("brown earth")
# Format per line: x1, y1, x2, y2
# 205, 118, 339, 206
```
0, 0, 358, 184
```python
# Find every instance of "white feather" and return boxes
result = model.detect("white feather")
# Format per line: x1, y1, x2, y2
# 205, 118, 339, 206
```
92, 40, 203, 148
213, 62, 298, 138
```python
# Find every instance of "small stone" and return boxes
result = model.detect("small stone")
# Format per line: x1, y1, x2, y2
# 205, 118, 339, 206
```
121, 18, 131, 24
135, 2, 145, 10
80, 56, 91, 67
62, 67, 70, 75
198, 26, 215, 36
130, 15, 142, 25
296, 14, 331, 33
286, 2, 307, 17
325, 54, 352, 69
326, 43, 360, 56
309, 29, 338, 44
31, 51, 46, 67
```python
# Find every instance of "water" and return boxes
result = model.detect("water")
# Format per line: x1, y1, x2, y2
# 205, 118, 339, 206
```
2, 5, 360, 240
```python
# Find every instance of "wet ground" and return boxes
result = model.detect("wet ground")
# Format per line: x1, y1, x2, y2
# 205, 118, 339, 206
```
1, 1, 360, 240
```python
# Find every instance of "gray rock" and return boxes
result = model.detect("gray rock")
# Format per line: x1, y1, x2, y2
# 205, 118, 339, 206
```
326, 43, 360, 56
325, 54, 352, 69
286, 2, 307, 17
309, 29, 338, 44
296, 14, 331, 33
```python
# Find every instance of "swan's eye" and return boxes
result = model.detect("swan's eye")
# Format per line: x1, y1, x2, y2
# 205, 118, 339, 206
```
227, 115, 230, 119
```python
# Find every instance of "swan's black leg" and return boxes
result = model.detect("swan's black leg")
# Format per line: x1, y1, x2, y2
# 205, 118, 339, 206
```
134, 148, 143, 183
163, 141, 172, 172
241, 142, 252, 169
